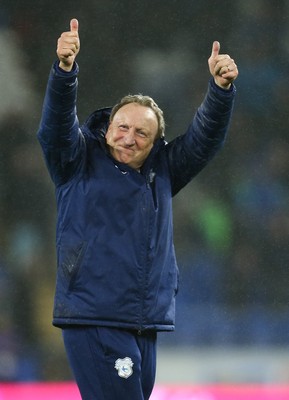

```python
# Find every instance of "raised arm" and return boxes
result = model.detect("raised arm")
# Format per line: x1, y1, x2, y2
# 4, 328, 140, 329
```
37, 19, 84, 186
166, 41, 238, 195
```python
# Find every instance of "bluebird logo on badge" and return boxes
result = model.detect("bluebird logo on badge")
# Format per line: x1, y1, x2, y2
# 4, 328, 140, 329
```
115, 357, 134, 379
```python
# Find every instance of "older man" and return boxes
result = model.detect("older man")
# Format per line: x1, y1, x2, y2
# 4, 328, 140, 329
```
37, 18, 238, 400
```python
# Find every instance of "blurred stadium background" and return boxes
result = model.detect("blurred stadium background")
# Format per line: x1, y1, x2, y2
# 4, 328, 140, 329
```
1, 0, 289, 396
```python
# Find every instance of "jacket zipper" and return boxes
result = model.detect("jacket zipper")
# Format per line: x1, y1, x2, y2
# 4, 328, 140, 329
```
138, 173, 153, 333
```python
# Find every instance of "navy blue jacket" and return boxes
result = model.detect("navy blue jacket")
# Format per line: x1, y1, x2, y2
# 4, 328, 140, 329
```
37, 62, 236, 332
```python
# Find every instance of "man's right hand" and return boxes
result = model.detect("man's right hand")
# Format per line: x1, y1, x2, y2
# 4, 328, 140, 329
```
57, 18, 80, 71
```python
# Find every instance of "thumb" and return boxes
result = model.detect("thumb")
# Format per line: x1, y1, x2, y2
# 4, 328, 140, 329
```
211, 41, 220, 58
70, 18, 79, 32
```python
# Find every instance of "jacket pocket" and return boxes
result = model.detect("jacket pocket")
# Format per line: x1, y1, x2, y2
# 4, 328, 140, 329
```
58, 241, 87, 291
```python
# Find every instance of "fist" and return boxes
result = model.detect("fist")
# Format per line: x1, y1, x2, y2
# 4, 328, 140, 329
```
57, 19, 80, 71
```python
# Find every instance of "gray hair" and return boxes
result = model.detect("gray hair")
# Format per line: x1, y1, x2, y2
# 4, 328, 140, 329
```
110, 94, 165, 139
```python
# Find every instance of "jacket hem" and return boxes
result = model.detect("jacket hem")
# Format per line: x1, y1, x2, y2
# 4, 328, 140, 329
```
52, 318, 175, 332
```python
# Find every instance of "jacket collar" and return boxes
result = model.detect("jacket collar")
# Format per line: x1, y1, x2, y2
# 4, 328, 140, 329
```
81, 107, 112, 139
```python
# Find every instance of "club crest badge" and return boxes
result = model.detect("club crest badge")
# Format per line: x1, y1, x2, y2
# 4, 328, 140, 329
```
114, 357, 134, 379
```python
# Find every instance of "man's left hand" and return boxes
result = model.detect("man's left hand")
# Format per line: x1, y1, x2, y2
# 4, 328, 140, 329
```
208, 41, 238, 89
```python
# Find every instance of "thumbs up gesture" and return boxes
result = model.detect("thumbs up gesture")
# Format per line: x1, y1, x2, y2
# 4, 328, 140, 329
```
208, 41, 238, 89
57, 19, 80, 71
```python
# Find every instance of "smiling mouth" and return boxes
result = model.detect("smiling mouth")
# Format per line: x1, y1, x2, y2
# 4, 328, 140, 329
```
120, 146, 135, 154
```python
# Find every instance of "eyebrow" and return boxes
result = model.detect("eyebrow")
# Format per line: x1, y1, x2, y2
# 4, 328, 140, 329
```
117, 122, 151, 134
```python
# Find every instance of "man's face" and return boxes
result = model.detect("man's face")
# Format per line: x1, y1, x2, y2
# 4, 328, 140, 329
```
106, 103, 159, 170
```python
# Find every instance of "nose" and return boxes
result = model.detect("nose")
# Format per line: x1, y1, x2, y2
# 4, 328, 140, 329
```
123, 130, 135, 146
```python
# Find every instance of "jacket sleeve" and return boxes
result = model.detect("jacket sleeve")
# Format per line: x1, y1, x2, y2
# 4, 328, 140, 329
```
37, 61, 85, 186
166, 78, 236, 196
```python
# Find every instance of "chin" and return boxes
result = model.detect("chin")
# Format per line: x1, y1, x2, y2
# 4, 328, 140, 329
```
119, 155, 133, 164
122, 158, 140, 170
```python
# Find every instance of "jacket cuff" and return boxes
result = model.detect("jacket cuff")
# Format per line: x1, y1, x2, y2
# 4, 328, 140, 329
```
52, 60, 79, 77
209, 77, 236, 96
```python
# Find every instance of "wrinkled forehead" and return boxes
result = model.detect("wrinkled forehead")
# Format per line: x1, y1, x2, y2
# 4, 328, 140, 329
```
112, 103, 158, 133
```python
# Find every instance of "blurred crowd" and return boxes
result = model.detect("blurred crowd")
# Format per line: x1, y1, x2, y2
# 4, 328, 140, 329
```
0, 0, 289, 381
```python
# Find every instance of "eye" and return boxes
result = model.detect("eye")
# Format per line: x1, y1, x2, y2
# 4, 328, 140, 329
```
137, 131, 147, 138
119, 124, 128, 131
